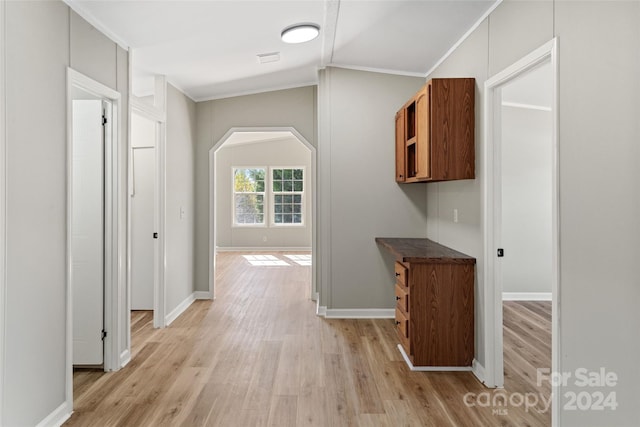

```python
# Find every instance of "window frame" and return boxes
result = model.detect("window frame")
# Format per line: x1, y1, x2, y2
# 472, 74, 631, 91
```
270, 166, 305, 227
231, 166, 267, 228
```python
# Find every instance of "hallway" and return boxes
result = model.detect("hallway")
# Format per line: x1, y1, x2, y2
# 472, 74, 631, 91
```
67, 252, 550, 426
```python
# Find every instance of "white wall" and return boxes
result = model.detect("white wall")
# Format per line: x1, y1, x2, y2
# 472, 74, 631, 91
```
501, 106, 552, 294
3, 2, 129, 425
426, 0, 640, 424
216, 137, 312, 249
195, 86, 317, 292
317, 67, 427, 309
165, 84, 197, 315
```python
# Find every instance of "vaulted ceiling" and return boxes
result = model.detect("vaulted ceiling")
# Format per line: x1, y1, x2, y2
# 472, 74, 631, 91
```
66, 0, 498, 101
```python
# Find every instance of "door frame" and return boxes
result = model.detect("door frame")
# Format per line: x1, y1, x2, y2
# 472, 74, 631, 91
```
129, 96, 167, 329
482, 38, 560, 426
209, 127, 317, 300
65, 68, 125, 409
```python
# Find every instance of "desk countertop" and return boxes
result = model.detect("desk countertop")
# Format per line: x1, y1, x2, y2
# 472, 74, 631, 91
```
375, 237, 476, 264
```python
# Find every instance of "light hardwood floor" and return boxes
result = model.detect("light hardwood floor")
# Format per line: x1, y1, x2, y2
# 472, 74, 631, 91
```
67, 252, 551, 426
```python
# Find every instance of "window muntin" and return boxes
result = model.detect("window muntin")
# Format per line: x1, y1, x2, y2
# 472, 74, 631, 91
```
233, 168, 266, 226
272, 168, 304, 225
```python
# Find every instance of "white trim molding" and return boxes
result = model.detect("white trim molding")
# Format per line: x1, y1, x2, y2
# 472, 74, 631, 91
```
425, 0, 504, 79
323, 309, 394, 319
35, 401, 72, 427
398, 345, 473, 372
483, 38, 560, 427
119, 349, 131, 368
62, 0, 129, 50
472, 359, 486, 384
165, 293, 196, 327
502, 292, 552, 301
316, 302, 327, 317
194, 291, 212, 300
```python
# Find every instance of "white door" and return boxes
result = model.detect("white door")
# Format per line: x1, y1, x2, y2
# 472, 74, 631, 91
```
72, 99, 105, 365
130, 114, 156, 310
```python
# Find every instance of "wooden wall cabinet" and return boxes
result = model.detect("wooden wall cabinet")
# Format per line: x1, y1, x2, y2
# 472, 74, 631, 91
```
376, 238, 475, 368
395, 78, 475, 183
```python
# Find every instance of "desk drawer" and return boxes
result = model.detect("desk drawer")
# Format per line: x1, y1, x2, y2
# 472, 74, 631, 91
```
395, 308, 410, 352
395, 262, 408, 287
395, 284, 409, 313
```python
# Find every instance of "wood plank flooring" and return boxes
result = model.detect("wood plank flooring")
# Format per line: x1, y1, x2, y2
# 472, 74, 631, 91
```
67, 252, 551, 426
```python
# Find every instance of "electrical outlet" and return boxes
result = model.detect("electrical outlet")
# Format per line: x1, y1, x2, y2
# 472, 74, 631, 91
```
453, 209, 459, 223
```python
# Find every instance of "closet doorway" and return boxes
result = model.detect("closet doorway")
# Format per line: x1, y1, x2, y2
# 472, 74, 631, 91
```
129, 96, 166, 331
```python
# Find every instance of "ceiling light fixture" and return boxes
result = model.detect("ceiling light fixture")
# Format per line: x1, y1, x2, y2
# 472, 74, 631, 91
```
281, 23, 320, 44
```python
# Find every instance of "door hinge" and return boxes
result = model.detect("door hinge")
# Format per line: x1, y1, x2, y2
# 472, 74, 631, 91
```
101, 330, 107, 340
102, 115, 108, 125
497, 248, 504, 257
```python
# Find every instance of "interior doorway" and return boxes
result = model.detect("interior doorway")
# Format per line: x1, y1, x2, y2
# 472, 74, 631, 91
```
66, 68, 125, 409
129, 95, 166, 331
209, 128, 317, 300
130, 112, 157, 311
483, 39, 559, 425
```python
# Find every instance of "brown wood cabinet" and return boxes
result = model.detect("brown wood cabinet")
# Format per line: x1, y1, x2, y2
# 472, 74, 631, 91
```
395, 78, 475, 183
376, 237, 475, 368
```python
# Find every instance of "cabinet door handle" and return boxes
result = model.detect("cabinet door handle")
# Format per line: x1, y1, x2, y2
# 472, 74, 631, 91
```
395, 321, 401, 326
395, 272, 401, 277
395, 296, 401, 301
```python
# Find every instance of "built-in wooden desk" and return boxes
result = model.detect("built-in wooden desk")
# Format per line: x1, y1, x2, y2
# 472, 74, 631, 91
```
376, 237, 476, 370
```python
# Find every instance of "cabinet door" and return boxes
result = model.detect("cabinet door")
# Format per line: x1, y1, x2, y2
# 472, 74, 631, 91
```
415, 85, 430, 179
395, 109, 406, 182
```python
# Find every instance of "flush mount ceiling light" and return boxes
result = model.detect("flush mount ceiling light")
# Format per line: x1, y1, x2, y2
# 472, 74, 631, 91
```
281, 23, 320, 44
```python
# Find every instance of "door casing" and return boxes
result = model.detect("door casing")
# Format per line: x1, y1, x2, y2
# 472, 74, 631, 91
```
129, 93, 166, 329
66, 68, 125, 412
482, 38, 560, 427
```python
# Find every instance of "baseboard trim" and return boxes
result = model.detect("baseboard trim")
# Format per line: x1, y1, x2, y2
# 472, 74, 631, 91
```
216, 246, 312, 252
502, 292, 552, 301
472, 359, 486, 384
36, 401, 72, 427
324, 308, 394, 319
194, 291, 212, 300
316, 301, 327, 316
398, 345, 473, 372
165, 293, 196, 326
120, 349, 131, 369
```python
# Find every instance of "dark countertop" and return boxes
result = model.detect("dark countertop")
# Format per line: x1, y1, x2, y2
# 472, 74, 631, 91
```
375, 237, 476, 264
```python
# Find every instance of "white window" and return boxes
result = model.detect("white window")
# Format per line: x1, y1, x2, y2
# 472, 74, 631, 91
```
271, 168, 304, 226
233, 168, 266, 226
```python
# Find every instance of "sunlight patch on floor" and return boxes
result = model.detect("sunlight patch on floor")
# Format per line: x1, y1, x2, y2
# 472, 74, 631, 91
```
284, 254, 312, 266
242, 254, 290, 266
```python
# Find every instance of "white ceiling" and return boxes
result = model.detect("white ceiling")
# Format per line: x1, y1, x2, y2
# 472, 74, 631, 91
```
67, 0, 498, 101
